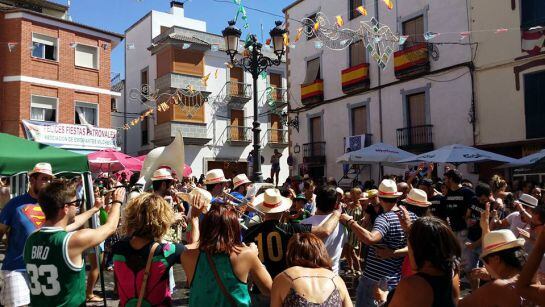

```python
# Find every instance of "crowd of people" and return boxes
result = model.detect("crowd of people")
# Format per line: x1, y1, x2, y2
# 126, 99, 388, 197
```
2, 161, 545, 306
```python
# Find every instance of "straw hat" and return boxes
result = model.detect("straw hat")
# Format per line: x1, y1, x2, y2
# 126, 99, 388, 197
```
233, 174, 252, 189
29, 162, 53, 177
402, 188, 432, 207
151, 168, 174, 181
378, 179, 403, 198
481, 229, 525, 258
336, 187, 344, 196
367, 189, 379, 198
254, 189, 292, 214
359, 192, 369, 201
204, 169, 230, 185
517, 194, 538, 209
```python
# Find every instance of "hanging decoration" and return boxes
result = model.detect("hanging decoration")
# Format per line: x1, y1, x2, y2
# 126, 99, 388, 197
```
424, 31, 439, 41
336, 16, 344, 27
360, 17, 399, 69
495, 28, 508, 34
233, 0, 249, 29
294, 28, 304, 42
382, 0, 394, 10
356, 6, 368, 16
398, 35, 409, 45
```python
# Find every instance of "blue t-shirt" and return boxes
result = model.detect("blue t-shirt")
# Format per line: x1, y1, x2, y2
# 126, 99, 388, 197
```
0, 193, 44, 271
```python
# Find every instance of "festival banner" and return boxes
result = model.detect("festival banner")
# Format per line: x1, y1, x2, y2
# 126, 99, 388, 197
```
22, 120, 117, 150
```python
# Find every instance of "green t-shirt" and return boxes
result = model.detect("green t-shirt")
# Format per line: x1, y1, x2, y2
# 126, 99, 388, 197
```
24, 227, 86, 307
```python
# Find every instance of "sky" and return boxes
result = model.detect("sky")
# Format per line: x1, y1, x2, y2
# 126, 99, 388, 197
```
61, 0, 294, 78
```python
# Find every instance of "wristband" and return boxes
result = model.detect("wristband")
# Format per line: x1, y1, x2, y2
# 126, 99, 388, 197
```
111, 200, 123, 206
343, 218, 353, 226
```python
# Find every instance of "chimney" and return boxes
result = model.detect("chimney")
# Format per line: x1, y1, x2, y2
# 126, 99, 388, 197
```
170, 1, 184, 16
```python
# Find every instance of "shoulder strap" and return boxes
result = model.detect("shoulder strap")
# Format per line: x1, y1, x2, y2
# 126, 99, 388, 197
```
206, 252, 237, 307
137, 242, 159, 307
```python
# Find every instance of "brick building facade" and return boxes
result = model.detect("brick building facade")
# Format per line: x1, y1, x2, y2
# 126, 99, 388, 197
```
0, 1, 123, 151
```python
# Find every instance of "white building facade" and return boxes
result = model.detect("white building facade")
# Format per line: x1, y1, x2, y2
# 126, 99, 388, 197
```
121, 1, 289, 181
284, 0, 475, 184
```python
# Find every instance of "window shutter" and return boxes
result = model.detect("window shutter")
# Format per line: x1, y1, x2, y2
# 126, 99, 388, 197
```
75, 45, 97, 69
304, 58, 321, 84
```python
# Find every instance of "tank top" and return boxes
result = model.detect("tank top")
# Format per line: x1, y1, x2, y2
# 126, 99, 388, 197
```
415, 272, 454, 307
281, 272, 342, 307
189, 252, 251, 307
23, 227, 86, 307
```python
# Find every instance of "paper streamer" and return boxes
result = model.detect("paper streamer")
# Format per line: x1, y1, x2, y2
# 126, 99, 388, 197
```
356, 6, 368, 16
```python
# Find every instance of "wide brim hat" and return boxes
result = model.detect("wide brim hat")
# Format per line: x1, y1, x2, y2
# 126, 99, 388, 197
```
28, 162, 53, 177
481, 229, 525, 258
254, 188, 292, 214
204, 169, 230, 185
151, 168, 174, 181
517, 193, 538, 209
366, 189, 379, 198
402, 188, 431, 207
378, 179, 403, 198
359, 192, 369, 201
233, 174, 252, 189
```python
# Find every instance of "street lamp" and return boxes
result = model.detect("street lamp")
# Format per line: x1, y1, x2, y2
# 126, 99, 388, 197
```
222, 20, 286, 183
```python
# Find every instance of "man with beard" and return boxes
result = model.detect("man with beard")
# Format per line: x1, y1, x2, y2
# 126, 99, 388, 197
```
24, 179, 125, 306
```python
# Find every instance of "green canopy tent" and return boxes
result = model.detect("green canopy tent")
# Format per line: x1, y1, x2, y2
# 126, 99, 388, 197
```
0, 133, 89, 175
0, 133, 110, 305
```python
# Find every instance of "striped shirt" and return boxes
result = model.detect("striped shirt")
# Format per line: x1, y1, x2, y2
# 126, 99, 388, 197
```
363, 210, 417, 288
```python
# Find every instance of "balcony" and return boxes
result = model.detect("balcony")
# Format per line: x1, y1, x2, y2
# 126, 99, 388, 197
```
225, 81, 252, 104
267, 129, 288, 148
226, 125, 252, 146
301, 79, 324, 105
154, 121, 211, 146
396, 125, 434, 154
268, 87, 288, 109
394, 43, 430, 79
341, 63, 370, 94
303, 142, 326, 165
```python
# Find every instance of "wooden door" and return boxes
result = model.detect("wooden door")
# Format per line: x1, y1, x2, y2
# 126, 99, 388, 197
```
407, 93, 426, 127
270, 73, 282, 101
230, 109, 244, 141
230, 67, 244, 96
310, 117, 322, 156
270, 114, 282, 143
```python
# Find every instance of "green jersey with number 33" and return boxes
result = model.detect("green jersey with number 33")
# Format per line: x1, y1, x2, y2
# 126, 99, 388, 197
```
24, 227, 86, 307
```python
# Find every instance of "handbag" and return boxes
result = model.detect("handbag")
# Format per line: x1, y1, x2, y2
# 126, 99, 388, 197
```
206, 253, 238, 307
136, 242, 159, 307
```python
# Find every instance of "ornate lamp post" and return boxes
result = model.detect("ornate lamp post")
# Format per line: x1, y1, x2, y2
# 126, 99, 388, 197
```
222, 20, 286, 182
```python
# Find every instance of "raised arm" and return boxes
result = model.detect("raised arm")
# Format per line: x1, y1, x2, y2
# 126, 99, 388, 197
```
66, 193, 103, 232
342, 213, 383, 245
311, 210, 340, 238
516, 228, 545, 305
248, 243, 272, 295
68, 188, 125, 261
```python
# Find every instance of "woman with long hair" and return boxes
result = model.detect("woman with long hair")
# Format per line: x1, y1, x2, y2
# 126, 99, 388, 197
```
386, 216, 461, 307
181, 204, 272, 306
271, 233, 352, 307
112, 193, 200, 306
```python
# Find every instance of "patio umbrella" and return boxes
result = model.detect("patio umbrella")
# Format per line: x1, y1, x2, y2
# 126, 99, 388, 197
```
87, 149, 143, 173
336, 143, 416, 166
504, 149, 545, 167
397, 144, 517, 165
136, 155, 192, 177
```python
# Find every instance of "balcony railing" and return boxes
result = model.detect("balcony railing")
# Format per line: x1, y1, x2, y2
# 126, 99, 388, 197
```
268, 87, 288, 107
301, 79, 324, 105
267, 129, 288, 148
303, 142, 326, 165
396, 125, 434, 153
394, 43, 430, 79
341, 63, 370, 94
226, 81, 252, 103
227, 125, 252, 145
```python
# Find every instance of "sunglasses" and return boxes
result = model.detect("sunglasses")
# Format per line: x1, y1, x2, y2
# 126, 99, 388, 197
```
65, 199, 83, 208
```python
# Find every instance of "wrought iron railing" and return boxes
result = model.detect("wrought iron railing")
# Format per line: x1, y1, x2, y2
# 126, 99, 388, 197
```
267, 128, 288, 144
396, 125, 433, 148
303, 142, 326, 158
227, 125, 251, 142
226, 81, 252, 99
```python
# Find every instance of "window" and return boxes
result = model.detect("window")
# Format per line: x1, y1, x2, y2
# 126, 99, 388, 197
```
31, 95, 57, 122
521, 0, 545, 28
350, 0, 363, 19
402, 15, 424, 48
303, 58, 321, 85
351, 106, 367, 135
349, 40, 366, 67
141, 116, 149, 145
75, 102, 98, 126
524, 71, 545, 139
75, 44, 98, 69
111, 98, 118, 112
141, 68, 149, 102
310, 116, 322, 142
31, 33, 57, 61
305, 13, 317, 40
406, 93, 426, 127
